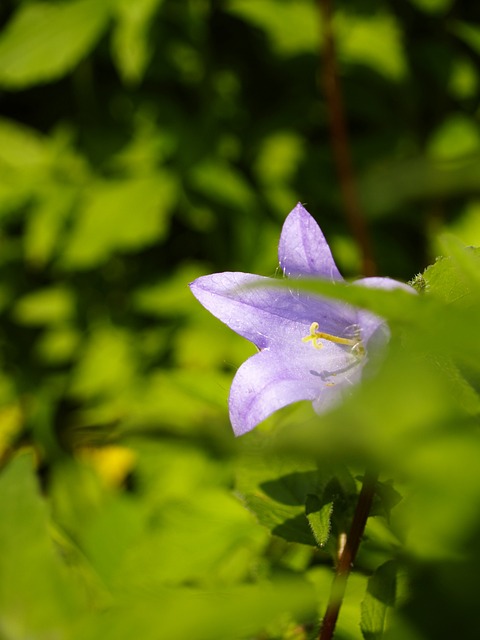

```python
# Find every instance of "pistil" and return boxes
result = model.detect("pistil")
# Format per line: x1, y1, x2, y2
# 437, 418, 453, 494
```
302, 322, 365, 356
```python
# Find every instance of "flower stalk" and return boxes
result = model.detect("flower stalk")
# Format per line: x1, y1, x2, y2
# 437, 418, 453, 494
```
319, 468, 379, 640
317, 0, 376, 277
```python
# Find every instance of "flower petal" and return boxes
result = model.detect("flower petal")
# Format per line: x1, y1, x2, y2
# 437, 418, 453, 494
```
355, 277, 415, 293
355, 277, 416, 342
278, 203, 343, 280
229, 343, 359, 435
189, 271, 356, 349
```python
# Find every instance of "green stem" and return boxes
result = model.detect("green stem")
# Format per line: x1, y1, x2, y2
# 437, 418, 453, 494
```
318, 468, 379, 640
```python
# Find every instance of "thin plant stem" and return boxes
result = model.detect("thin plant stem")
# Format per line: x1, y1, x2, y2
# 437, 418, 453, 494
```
317, 0, 377, 277
318, 468, 379, 640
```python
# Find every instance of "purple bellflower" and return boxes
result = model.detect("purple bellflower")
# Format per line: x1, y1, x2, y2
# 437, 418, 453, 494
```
190, 203, 411, 436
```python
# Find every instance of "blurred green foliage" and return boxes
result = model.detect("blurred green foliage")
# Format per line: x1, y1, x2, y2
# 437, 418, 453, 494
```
1, 0, 480, 638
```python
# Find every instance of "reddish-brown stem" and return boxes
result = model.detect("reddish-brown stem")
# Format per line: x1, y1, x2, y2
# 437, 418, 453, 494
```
319, 468, 379, 640
317, 0, 376, 277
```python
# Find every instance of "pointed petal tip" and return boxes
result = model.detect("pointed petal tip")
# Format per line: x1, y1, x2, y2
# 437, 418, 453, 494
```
279, 202, 342, 280
289, 201, 312, 220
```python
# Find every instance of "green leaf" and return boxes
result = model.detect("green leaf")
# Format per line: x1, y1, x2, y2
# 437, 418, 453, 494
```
13, 286, 76, 325
360, 154, 480, 218
453, 21, 480, 55
24, 185, 77, 267
61, 173, 177, 269
305, 493, 333, 548
227, 0, 318, 56
0, 117, 56, 171
434, 240, 480, 296
81, 578, 317, 640
361, 561, 397, 639
69, 327, 138, 399
409, 0, 453, 13
111, 0, 164, 85
334, 10, 407, 81
0, 0, 112, 89
236, 451, 355, 546
428, 115, 480, 161
133, 262, 206, 316
227, 1, 405, 79
190, 160, 255, 209
0, 454, 82, 638
370, 480, 403, 520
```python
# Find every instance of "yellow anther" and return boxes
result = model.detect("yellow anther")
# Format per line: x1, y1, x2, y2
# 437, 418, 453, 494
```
302, 321, 365, 356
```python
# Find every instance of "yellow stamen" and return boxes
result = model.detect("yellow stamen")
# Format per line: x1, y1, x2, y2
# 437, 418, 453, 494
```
302, 322, 365, 356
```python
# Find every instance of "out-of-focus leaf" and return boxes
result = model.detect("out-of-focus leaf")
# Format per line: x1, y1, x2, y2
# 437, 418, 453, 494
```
0, 118, 56, 171
0, 119, 54, 215
402, 435, 480, 559
13, 286, 76, 325
422, 245, 480, 305
446, 200, 480, 246
448, 58, 478, 99
80, 578, 317, 640
78, 445, 137, 489
0, 0, 112, 89
360, 560, 397, 640
190, 160, 255, 209
109, 489, 265, 588
36, 325, 81, 364
228, 1, 405, 79
134, 262, 206, 315
70, 327, 138, 399
227, 0, 318, 55
111, 115, 176, 173
25, 185, 77, 266
129, 369, 230, 431
111, 0, 164, 85
255, 132, 304, 185
360, 154, 480, 217
453, 21, 480, 54
0, 120, 87, 224
0, 404, 23, 459
409, 0, 453, 13
335, 10, 407, 81
0, 454, 82, 638
61, 174, 177, 268
428, 115, 480, 160
255, 131, 304, 215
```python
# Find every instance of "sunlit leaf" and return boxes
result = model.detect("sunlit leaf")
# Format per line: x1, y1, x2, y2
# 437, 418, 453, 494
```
227, 0, 318, 55
0, 0, 112, 89
134, 262, 206, 316
61, 174, 177, 268
25, 185, 77, 266
69, 327, 138, 399
428, 115, 480, 160
81, 578, 317, 640
13, 286, 76, 325
190, 159, 255, 209
111, 0, 164, 85
335, 10, 407, 81
0, 454, 82, 637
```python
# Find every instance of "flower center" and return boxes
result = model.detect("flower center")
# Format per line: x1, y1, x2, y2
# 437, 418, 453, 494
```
302, 322, 365, 357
